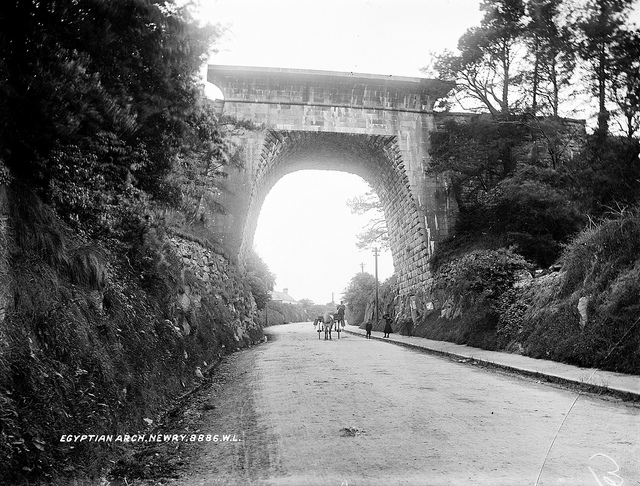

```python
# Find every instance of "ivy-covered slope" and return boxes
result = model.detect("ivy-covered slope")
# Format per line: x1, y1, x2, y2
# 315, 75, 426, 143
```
0, 185, 264, 483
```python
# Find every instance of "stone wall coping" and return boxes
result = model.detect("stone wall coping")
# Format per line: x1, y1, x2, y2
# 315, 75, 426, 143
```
209, 64, 446, 86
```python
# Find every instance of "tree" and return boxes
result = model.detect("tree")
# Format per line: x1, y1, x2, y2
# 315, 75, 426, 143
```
346, 190, 389, 250
568, 135, 640, 217
428, 117, 528, 207
428, 115, 587, 267
297, 298, 314, 309
609, 28, 640, 138
342, 272, 377, 326
524, 0, 576, 116
432, 0, 526, 114
245, 249, 275, 310
0, 0, 223, 238
571, 0, 636, 135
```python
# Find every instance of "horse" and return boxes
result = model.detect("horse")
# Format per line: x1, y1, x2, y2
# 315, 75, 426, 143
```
313, 316, 324, 339
321, 311, 334, 340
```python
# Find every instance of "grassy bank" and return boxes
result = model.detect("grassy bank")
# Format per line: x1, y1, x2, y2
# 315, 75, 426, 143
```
0, 185, 263, 484
357, 211, 640, 375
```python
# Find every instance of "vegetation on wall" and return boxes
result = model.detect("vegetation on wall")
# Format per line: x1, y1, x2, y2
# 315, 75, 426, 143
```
0, 0, 226, 239
416, 0, 640, 372
0, 185, 263, 483
0, 1, 270, 483
428, 117, 588, 270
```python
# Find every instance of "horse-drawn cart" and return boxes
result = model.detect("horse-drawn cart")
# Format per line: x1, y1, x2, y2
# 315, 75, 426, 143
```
314, 312, 343, 340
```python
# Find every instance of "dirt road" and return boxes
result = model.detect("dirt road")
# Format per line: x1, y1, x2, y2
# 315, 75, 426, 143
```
123, 322, 639, 486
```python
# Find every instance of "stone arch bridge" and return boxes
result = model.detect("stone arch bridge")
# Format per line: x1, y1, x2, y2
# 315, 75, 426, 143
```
206, 65, 458, 310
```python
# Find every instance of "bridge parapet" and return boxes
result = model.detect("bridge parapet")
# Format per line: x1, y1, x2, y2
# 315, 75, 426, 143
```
208, 65, 453, 113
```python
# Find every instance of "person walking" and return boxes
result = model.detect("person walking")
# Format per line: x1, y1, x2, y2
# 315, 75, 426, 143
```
336, 301, 346, 329
383, 313, 393, 338
365, 321, 372, 339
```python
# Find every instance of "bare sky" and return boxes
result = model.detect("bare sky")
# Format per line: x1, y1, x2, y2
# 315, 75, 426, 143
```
194, 0, 484, 304
198, 0, 483, 78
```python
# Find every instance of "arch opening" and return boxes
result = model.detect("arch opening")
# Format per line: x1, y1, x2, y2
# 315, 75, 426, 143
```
253, 170, 394, 304
204, 81, 224, 101
240, 130, 429, 298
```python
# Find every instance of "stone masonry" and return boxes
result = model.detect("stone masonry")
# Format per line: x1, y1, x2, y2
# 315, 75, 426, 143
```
168, 235, 260, 345
206, 65, 458, 307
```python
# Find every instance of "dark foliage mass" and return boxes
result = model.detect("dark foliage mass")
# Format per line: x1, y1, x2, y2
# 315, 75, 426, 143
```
426, 114, 640, 371
0, 184, 264, 483
428, 117, 587, 269
0, 1, 272, 483
419, 0, 640, 374
0, 0, 222, 239
429, 114, 640, 270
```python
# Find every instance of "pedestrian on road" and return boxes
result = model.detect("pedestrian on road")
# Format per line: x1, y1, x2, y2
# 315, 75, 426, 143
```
383, 314, 393, 338
405, 319, 413, 337
365, 322, 372, 339
336, 301, 346, 329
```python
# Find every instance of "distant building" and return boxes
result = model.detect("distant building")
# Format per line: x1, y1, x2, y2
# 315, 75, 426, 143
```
270, 288, 298, 305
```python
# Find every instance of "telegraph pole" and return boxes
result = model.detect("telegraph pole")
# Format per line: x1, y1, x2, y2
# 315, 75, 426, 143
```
360, 262, 365, 273
373, 247, 379, 327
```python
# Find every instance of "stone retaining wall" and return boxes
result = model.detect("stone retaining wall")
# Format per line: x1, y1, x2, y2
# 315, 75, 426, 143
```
167, 235, 260, 346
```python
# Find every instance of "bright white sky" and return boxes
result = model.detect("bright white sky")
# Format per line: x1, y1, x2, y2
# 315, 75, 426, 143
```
192, 0, 485, 304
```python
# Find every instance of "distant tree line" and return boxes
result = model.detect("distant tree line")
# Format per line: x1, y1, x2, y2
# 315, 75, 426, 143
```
429, 0, 639, 137
348, 0, 640, 254
426, 0, 640, 270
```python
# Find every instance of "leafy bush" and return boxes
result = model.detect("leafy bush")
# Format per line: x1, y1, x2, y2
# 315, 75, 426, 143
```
422, 248, 533, 349
258, 301, 307, 326
433, 248, 532, 309
0, 0, 225, 241
488, 168, 585, 266
431, 165, 584, 270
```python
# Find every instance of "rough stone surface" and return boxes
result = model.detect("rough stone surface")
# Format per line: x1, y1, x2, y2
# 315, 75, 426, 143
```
578, 296, 589, 329
168, 235, 259, 344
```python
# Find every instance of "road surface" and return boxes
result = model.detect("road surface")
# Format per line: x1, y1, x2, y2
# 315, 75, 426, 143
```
125, 322, 639, 486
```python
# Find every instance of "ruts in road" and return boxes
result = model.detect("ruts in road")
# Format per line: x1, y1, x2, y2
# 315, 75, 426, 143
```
127, 322, 639, 486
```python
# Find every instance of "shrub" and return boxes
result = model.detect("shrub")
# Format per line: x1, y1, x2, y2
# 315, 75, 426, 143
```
432, 248, 532, 314
422, 248, 533, 349
560, 208, 640, 296
496, 209, 640, 373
